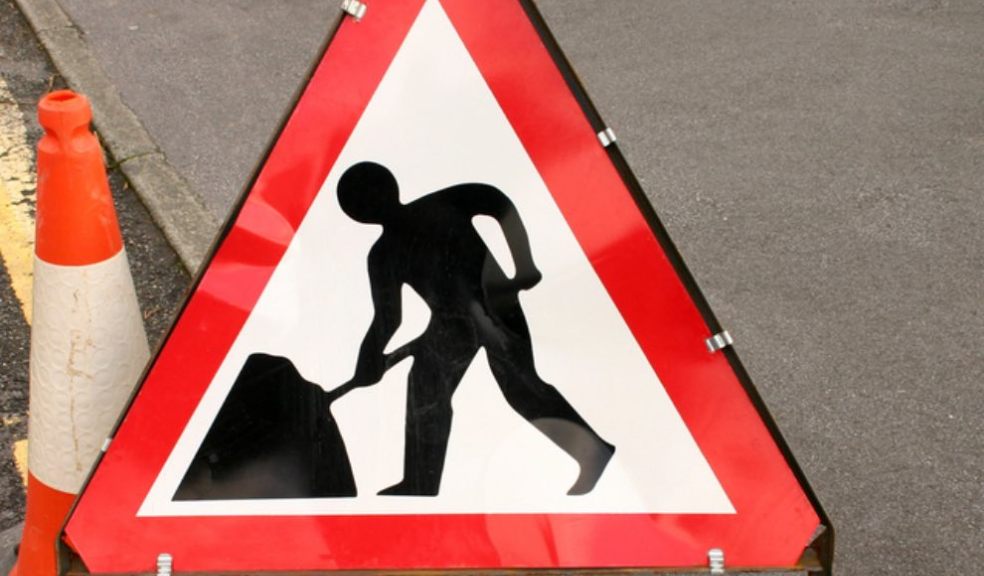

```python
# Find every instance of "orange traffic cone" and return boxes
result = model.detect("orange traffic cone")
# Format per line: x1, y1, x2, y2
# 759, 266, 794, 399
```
11, 91, 149, 576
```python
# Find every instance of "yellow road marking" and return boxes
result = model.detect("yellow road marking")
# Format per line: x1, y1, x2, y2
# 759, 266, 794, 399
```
0, 76, 36, 325
13, 439, 28, 485
1, 76, 36, 488
0, 180, 34, 324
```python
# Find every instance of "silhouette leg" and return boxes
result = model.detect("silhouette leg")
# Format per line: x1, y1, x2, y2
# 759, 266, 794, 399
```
484, 306, 614, 495
379, 346, 476, 496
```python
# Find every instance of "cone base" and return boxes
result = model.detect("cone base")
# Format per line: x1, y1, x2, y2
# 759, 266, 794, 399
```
11, 473, 76, 576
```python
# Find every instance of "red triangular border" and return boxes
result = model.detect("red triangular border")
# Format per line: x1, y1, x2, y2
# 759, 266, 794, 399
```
65, 1, 826, 573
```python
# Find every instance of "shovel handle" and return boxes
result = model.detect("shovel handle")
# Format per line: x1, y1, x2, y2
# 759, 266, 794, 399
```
325, 345, 413, 406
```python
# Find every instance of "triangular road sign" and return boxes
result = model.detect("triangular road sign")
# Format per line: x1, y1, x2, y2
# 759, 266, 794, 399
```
64, 0, 831, 573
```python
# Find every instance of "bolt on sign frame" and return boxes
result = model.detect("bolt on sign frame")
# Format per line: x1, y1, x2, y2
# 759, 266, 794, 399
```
60, 0, 832, 574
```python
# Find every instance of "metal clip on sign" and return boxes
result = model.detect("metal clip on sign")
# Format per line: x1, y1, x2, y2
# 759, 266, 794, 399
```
156, 553, 173, 576
708, 548, 725, 574
705, 330, 734, 353
341, 0, 367, 20
597, 127, 617, 147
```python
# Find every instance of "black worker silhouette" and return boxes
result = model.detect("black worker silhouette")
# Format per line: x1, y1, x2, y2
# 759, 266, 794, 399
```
332, 161, 615, 497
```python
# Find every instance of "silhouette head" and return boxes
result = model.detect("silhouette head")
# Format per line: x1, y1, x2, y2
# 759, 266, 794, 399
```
338, 162, 401, 224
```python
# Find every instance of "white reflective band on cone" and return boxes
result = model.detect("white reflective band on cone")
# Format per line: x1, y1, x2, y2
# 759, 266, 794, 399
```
28, 249, 150, 493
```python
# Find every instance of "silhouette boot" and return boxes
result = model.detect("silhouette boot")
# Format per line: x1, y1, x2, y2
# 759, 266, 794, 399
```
531, 417, 615, 495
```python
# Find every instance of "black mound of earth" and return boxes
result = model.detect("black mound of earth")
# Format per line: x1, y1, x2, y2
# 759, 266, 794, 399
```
174, 353, 356, 500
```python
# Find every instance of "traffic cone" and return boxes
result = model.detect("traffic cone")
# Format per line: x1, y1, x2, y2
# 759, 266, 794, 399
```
11, 91, 149, 576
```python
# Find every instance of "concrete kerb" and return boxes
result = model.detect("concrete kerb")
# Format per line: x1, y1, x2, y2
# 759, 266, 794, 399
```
13, 0, 218, 273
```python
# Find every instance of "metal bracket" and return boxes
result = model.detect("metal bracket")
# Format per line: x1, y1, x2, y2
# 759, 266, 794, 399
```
341, 0, 367, 20
708, 548, 725, 574
157, 553, 173, 576
597, 127, 617, 147
705, 330, 733, 353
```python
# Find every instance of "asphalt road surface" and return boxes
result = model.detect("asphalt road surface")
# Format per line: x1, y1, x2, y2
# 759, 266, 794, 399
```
0, 0, 189, 533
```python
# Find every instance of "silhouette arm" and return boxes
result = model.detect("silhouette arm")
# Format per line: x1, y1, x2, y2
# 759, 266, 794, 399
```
465, 185, 541, 289
350, 248, 402, 387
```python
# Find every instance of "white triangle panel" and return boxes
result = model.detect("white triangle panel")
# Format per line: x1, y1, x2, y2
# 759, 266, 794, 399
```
141, 0, 733, 517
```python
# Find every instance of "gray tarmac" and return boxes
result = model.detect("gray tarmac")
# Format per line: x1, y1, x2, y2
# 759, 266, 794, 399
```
56, 0, 335, 218
6, 0, 984, 574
